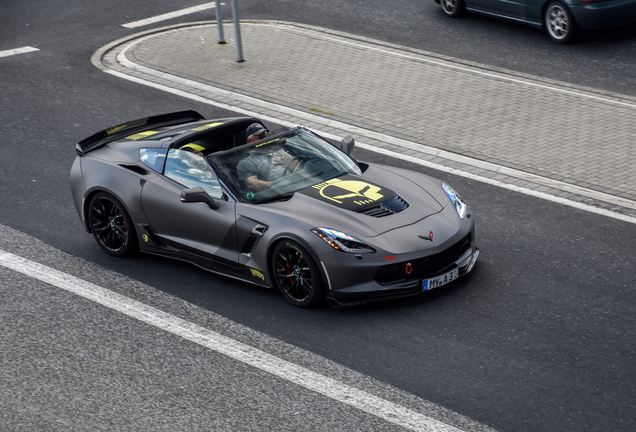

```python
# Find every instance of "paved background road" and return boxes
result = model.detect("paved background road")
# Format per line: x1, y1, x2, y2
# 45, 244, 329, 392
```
1, 1, 635, 431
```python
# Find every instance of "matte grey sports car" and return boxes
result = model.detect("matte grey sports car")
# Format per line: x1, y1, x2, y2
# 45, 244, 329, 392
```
70, 110, 479, 307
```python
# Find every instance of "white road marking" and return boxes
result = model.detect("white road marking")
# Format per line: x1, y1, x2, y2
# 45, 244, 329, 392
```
0, 249, 467, 432
122, 2, 222, 29
115, 35, 636, 213
103, 62, 636, 226
0, 46, 39, 58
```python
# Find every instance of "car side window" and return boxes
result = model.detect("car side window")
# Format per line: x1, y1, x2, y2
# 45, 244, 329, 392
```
163, 148, 222, 198
140, 148, 168, 173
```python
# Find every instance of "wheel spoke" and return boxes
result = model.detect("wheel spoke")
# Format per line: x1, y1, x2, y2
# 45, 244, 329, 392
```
274, 244, 314, 302
91, 196, 128, 252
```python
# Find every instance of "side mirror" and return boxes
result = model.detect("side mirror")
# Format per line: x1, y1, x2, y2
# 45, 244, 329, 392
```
180, 187, 220, 209
340, 135, 355, 155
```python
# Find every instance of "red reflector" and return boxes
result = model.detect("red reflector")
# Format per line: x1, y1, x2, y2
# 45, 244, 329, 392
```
385, 256, 395, 260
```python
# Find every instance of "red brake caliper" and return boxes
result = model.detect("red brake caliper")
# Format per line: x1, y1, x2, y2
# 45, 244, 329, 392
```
286, 262, 293, 284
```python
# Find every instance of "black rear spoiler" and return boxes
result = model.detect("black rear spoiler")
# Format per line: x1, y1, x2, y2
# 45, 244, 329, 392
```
75, 110, 205, 155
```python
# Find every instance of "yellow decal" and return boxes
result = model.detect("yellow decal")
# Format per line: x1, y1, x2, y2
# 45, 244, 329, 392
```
180, 143, 205, 152
126, 131, 158, 140
192, 122, 223, 131
255, 138, 280, 148
106, 124, 128, 135
142, 234, 149, 243
250, 268, 265, 280
312, 178, 384, 205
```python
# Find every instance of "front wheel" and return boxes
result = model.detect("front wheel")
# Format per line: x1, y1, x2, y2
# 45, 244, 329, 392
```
89, 192, 138, 257
545, 1, 577, 44
440, 0, 465, 18
272, 240, 324, 307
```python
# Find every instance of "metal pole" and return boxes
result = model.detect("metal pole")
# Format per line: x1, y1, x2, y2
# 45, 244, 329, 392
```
230, 0, 244, 62
214, 0, 226, 44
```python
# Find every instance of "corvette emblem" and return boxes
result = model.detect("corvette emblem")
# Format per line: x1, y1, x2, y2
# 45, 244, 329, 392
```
419, 231, 434, 241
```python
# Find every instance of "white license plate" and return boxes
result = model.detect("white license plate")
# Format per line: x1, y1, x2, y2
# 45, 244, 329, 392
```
423, 268, 459, 291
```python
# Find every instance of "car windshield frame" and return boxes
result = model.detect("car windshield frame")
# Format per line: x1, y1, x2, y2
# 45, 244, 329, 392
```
209, 128, 362, 204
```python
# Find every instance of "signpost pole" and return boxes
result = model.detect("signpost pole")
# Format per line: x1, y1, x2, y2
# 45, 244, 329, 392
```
214, 0, 226, 44
230, 0, 244, 62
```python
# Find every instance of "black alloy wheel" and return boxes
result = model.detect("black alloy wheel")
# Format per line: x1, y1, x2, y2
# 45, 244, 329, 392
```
89, 192, 138, 257
272, 240, 324, 307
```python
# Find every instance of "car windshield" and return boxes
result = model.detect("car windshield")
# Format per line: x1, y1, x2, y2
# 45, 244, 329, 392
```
210, 128, 361, 203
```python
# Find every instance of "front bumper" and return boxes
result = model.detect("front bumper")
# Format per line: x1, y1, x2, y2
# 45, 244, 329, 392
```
324, 236, 480, 307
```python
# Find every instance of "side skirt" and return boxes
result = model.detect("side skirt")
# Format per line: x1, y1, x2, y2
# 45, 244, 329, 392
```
140, 249, 273, 289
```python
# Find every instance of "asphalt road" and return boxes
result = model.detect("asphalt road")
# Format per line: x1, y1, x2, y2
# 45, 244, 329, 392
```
1, 1, 635, 431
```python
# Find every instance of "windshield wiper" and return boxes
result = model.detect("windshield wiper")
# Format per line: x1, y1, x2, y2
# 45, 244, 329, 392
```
253, 193, 295, 204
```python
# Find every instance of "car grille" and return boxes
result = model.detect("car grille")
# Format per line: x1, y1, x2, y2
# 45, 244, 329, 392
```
357, 195, 409, 218
374, 233, 471, 284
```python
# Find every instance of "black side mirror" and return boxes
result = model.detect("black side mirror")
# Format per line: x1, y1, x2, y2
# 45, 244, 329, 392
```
340, 135, 355, 155
180, 187, 220, 209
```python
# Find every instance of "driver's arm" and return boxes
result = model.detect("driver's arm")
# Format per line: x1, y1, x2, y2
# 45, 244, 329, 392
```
243, 176, 271, 192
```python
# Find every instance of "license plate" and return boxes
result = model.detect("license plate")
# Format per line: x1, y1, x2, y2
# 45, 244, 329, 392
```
423, 268, 459, 291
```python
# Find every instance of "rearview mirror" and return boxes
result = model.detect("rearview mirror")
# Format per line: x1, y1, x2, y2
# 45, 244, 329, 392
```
340, 135, 355, 155
180, 187, 220, 209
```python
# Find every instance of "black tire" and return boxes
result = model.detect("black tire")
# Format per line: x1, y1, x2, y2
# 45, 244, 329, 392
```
88, 192, 138, 257
440, 0, 465, 18
272, 240, 324, 307
544, 1, 577, 44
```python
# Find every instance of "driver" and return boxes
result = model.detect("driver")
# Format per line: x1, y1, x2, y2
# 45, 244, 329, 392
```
237, 123, 298, 192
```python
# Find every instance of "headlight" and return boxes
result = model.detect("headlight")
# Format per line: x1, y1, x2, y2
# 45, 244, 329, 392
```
441, 183, 467, 219
311, 228, 375, 253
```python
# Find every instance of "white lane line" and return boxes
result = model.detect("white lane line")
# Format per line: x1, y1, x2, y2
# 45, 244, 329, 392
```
0, 46, 39, 58
122, 2, 222, 29
0, 249, 466, 432
102, 64, 636, 226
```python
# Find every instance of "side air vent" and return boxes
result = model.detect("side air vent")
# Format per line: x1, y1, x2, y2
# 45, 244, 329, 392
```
357, 195, 409, 218
119, 163, 150, 175
240, 224, 268, 257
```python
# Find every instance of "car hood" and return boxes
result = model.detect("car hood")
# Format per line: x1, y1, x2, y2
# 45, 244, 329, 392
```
262, 164, 446, 238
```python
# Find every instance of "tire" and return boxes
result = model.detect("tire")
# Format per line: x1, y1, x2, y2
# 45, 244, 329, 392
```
272, 240, 324, 307
440, 0, 465, 18
544, 1, 577, 44
88, 192, 138, 257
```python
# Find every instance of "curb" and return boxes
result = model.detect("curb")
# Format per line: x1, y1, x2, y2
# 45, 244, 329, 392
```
92, 20, 636, 221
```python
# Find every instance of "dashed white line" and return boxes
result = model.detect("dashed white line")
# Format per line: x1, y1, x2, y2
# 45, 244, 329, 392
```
0, 46, 39, 58
122, 2, 222, 29
0, 249, 470, 432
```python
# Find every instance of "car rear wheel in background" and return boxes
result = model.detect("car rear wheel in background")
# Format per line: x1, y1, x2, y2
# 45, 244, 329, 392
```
545, 1, 577, 43
440, 0, 466, 18
272, 240, 324, 307
89, 192, 138, 257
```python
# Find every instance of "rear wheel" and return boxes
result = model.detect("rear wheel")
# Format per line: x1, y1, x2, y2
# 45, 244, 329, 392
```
545, 1, 577, 44
272, 240, 324, 307
89, 192, 138, 257
440, 0, 465, 17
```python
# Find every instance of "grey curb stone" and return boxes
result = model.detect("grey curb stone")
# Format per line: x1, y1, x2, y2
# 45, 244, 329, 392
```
93, 20, 636, 218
